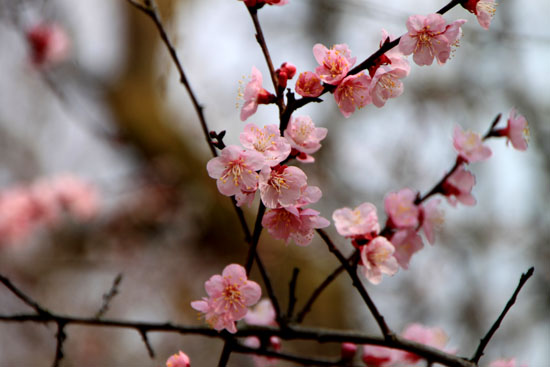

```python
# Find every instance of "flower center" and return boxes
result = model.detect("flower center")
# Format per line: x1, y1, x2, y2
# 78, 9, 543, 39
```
221, 159, 244, 187
477, 0, 497, 16
222, 282, 245, 311
269, 172, 290, 193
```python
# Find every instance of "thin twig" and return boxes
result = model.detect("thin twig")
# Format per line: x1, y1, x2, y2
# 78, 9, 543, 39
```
254, 252, 284, 326
52, 322, 66, 367
244, 202, 266, 274
295, 260, 348, 323
139, 329, 156, 358
95, 273, 123, 319
315, 229, 393, 339
0, 274, 48, 315
126, 0, 217, 157
470, 267, 535, 364
217, 339, 234, 367
286, 268, 300, 321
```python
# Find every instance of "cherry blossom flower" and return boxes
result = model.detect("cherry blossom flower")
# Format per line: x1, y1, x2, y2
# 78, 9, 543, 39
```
420, 199, 444, 244
262, 205, 330, 246
313, 43, 356, 85
360, 236, 399, 284
41, 175, 100, 220
401, 324, 451, 363
240, 123, 291, 167
245, 299, 276, 326
390, 229, 424, 269
166, 351, 191, 367
362, 345, 396, 366
244, 335, 281, 367
462, 0, 497, 30
453, 125, 492, 163
206, 145, 264, 197
235, 190, 256, 208
240, 66, 276, 121
333, 202, 380, 238
0, 188, 37, 245
399, 14, 466, 66
489, 358, 519, 367
295, 71, 324, 97
284, 115, 327, 162
369, 31, 411, 108
191, 264, 261, 333
334, 72, 372, 118
258, 165, 307, 208
496, 108, 529, 151
441, 166, 476, 206
384, 188, 420, 229
26, 23, 70, 67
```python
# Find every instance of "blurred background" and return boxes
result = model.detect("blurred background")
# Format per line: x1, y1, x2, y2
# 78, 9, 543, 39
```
0, 0, 548, 366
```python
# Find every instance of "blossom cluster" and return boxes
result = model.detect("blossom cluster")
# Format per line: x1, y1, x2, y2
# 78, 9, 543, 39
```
0, 174, 99, 246
333, 109, 528, 284
207, 116, 330, 246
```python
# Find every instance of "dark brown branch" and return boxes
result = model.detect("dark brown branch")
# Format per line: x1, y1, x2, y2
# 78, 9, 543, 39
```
470, 267, 535, 364
0, 274, 48, 315
218, 339, 234, 367
315, 229, 393, 339
286, 268, 300, 321
52, 322, 66, 367
295, 260, 348, 323
244, 202, 266, 274
139, 329, 155, 358
126, 0, 217, 157
95, 273, 123, 319
254, 252, 284, 326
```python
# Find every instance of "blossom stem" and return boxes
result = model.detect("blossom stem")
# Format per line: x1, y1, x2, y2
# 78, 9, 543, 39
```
470, 267, 535, 364
315, 229, 393, 339
244, 202, 266, 274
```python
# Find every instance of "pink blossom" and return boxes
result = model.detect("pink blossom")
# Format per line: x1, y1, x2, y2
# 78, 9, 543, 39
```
40, 175, 100, 220
262, 205, 330, 246
498, 108, 529, 151
399, 14, 466, 66
206, 145, 264, 197
362, 345, 396, 366
313, 43, 356, 85
401, 324, 450, 363
240, 67, 275, 121
244, 336, 281, 367
284, 115, 327, 162
275, 62, 296, 89
390, 229, 424, 269
420, 199, 444, 244
191, 264, 261, 333
384, 188, 420, 229
441, 166, 476, 206
462, 0, 497, 29
334, 73, 372, 118
235, 190, 256, 208
245, 299, 276, 326
295, 71, 324, 97
333, 202, 380, 238
360, 236, 399, 284
0, 188, 37, 245
369, 31, 410, 108
166, 351, 191, 367
240, 123, 291, 166
341, 343, 358, 361
453, 125, 492, 163
26, 23, 70, 67
258, 165, 307, 208
489, 358, 518, 367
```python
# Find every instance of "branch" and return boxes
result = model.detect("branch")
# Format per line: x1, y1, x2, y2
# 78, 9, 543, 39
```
244, 202, 266, 274
295, 260, 348, 323
470, 267, 535, 364
95, 273, 123, 319
286, 268, 300, 321
126, 0, 217, 157
0, 274, 49, 316
218, 339, 234, 367
315, 229, 393, 339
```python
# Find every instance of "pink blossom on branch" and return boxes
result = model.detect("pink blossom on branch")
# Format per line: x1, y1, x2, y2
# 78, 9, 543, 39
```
206, 145, 264, 197
245, 299, 277, 326
295, 71, 324, 97
240, 123, 291, 167
462, 0, 497, 30
313, 43, 356, 85
495, 108, 529, 151
384, 188, 420, 229
390, 229, 424, 269
399, 14, 466, 66
191, 264, 261, 333
359, 236, 399, 284
240, 66, 276, 121
453, 125, 492, 163
334, 72, 372, 118
332, 202, 380, 238
166, 351, 191, 367
420, 198, 444, 244
441, 166, 476, 206
400, 323, 452, 363
489, 358, 520, 367
284, 115, 327, 162
362, 344, 397, 366
258, 165, 307, 208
